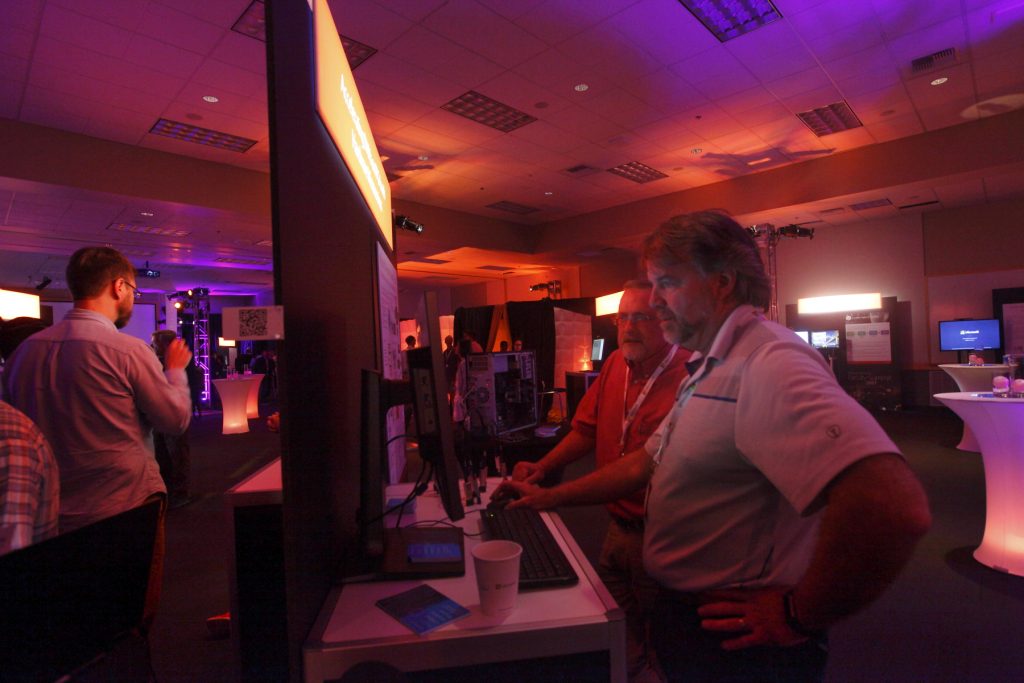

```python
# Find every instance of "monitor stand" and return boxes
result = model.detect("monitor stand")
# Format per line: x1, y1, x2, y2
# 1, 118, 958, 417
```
381, 526, 464, 579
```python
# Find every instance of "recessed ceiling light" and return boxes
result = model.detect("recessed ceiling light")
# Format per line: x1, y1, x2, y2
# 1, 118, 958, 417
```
930, 77, 948, 86
417, 155, 429, 161
573, 83, 589, 92
140, 211, 154, 217
691, 148, 703, 155
544, 191, 553, 196
202, 95, 219, 103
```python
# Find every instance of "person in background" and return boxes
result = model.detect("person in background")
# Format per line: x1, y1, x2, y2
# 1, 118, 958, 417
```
0, 317, 46, 401
498, 340, 509, 352
152, 330, 193, 509
510, 279, 690, 683
0, 398, 59, 555
512, 338, 523, 352
251, 348, 277, 402
498, 211, 931, 683
3, 246, 192, 624
405, 335, 417, 350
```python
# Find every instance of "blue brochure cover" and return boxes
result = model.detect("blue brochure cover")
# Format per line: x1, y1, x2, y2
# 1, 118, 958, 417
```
376, 584, 470, 635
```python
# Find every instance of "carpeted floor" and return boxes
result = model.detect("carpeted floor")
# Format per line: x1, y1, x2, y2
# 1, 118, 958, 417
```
149, 406, 1024, 682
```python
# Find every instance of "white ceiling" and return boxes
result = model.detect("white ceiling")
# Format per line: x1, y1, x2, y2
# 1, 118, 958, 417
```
1, 0, 1023, 294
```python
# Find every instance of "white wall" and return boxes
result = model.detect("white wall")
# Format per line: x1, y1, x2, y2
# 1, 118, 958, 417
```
776, 215, 930, 366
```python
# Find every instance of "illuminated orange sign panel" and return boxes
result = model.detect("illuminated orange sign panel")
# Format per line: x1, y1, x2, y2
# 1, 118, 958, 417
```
313, 0, 393, 249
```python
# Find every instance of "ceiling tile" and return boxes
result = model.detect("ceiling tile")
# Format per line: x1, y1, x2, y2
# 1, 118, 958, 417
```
473, 67, 573, 117
155, 0, 252, 26
966, 2, 1024, 58
610, 0, 719, 65
884, 17, 967, 68
765, 67, 834, 100
579, 87, 664, 128
0, 78, 23, 119
802, 21, 886, 64
620, 68, 709, 115
785, 1, 879, 37
134, 2, 225, 55
209, 30, 266, 75
507, 119, 585, 154
725, 22, 818, 82
408, 108, 506, 147
328, 0, 413, 50
123, 33, 206, 78
512, 0, 638, 45
352, 79, 437, 123
40, 2, 132, 58
355, 52, 466, 107
0, 25, 37, 61
933, 178, 985, 206
422, 0, 548, 69
384, 27, 505, 89
871, 0, 963, 41
191, 58, 264, 98
863, 114, 924, 142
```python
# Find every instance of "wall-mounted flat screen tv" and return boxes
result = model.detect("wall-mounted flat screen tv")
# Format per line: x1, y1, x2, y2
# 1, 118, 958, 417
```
938, 318, 1001, 351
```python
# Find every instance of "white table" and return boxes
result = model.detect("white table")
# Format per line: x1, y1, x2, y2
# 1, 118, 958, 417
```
303, 480, 626, 682
938, 365, 1010, 450
212, 374, 264, 434
934, 392, 1024, 576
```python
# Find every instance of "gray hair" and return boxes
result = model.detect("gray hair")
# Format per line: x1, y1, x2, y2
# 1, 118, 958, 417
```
641, 211, 770, 310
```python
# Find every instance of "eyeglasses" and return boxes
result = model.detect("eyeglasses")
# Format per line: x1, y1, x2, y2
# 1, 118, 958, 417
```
121, 279, 142, 300
615, 312, 654, 326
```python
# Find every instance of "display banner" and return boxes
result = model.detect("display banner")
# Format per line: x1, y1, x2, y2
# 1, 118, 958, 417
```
845, 322, 892, 363
313, 0, 393, 250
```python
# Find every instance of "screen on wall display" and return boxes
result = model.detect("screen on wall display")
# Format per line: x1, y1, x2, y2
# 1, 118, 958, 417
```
792, 330, 810, 344
938, 319, 1001, 351
811, 330, 839, 349
591, 338, 605, 361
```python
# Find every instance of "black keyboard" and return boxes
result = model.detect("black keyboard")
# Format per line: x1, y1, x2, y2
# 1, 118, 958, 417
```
479, 508, 579, 589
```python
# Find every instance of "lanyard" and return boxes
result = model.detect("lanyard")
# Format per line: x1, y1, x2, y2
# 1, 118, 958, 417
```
619, 346, 678, 453
650, 355, 712, 466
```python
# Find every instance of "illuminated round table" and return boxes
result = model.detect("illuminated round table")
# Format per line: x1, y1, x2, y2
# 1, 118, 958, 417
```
934, 392, 1024, 576
212, 374, 265, 435
938, 364, 1010, 450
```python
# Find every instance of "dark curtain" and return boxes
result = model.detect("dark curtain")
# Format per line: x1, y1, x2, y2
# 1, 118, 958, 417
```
453, 305, 494, 349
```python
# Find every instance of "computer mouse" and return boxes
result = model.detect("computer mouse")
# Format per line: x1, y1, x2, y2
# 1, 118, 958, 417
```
487, 485, 520, 510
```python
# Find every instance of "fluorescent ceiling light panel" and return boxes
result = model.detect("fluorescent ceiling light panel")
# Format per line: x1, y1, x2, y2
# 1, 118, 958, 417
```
341, 35, 377, 69
796, 101, 863, 137
607, 161, 668, 184
677, 0, 782, 42
595, 290, 624, 317
798, 293, 882, 314
442, 91, 537, 133
149, 118, 258, 153
0, 289, 41, 319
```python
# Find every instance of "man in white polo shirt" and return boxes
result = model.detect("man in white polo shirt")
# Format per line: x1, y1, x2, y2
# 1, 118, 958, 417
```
502, 211, 931, 683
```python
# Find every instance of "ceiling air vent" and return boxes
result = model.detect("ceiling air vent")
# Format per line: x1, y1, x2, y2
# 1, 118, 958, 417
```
819, 207, 846, 215
607, 161, 668, 184
849, 198, 892, 211
442, 91, 537, 133
898, 200, 940, 210
796, 101, 862, 137
486, 201, 540, 215
563, 164, 602, 177
477, 265, 517, 271
911, 48, 958, 74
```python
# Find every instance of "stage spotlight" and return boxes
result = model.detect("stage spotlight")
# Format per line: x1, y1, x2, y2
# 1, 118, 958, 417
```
34, 276, 52, 291
394, 215, 424, 233
173, 301, 183, 310
529, 283, 549, 292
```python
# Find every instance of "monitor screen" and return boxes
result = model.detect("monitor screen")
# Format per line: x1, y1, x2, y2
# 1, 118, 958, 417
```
811, 330, 839, 348
591, 338, 605, 361
938, 318, 1001, 351
792, 330, 810, 344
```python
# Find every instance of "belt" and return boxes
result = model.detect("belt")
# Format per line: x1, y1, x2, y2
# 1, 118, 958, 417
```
610, 515, 644, 532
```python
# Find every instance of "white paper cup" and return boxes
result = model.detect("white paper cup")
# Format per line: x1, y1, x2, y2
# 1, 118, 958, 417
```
472, 540, 522, 615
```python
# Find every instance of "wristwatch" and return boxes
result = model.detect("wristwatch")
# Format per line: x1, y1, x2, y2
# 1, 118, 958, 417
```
782, 590, 822, 637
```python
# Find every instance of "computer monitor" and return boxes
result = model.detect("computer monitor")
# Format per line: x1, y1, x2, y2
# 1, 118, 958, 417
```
938, 318, 1001, 351
810, 330, 839, 349
792, 330, 810, 344
357, 292, 464, 578
591, 338, 605, 362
